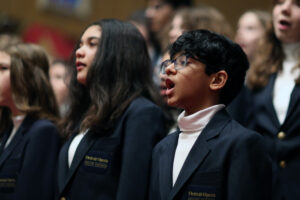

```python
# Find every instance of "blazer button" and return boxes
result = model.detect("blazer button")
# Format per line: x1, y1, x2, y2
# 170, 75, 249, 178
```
279, 160, 286, 168
60, 197, 66, 200
278, 131, 286, 140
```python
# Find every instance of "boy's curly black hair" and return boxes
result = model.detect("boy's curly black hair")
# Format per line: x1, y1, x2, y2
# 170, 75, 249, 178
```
170, 29, 249, 105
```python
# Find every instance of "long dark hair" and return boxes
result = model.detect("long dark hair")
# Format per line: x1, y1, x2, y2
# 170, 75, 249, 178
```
61, 19, 162, 137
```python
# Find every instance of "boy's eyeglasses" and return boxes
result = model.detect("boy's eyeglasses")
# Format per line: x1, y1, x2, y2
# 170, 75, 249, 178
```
160, 54, 202, 74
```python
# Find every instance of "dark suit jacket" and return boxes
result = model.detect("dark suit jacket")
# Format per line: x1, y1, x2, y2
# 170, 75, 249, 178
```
227, 85, 254, 127
0, 116, 61, 200
249, 74, 300, 200
149, 109, 272, 200
57, 97, 167, 200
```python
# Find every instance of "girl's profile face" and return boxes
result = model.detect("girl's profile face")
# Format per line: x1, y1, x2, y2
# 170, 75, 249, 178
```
49, 62, 70, 106
0, 51, 13, 108
169, 14, 184, 44
273, 0, 300, 43
235, 12, 265, 60
75, 25, 101, 85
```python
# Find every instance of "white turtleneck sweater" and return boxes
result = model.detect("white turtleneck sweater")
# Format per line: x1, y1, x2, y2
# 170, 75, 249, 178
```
5, 115, 26, 149
273, 43, 300, 124
172, 104, 225, 186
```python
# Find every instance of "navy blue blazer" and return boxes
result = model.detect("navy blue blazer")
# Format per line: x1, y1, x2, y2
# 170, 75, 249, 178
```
0, 116, 61, 200
149, 109, 272, 200
227, 85, 254, 127
249, 74, 300, 200
57, 97, 167, 200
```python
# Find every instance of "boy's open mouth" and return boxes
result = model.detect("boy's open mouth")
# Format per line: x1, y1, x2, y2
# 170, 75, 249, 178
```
165, 79, 175, 89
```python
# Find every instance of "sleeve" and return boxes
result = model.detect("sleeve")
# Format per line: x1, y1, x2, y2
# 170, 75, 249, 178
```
227, 132, 272, 200
116, 104, 167, 200
14, 122, 61, 200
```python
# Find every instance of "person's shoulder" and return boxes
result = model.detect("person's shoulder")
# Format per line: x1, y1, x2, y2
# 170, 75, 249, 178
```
28, 118, 60, 138
130, 96, 158, 108
31, 118, 56, 129
153, 131, 178, 152
126, 96, 162, 114
224, 119, 264, 144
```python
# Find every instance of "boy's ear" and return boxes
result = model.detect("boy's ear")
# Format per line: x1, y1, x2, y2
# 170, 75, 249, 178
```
209, 70, 228, 91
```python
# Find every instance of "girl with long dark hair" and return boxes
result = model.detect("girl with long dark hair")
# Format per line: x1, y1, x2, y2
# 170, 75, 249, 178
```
57, 19, 167, 199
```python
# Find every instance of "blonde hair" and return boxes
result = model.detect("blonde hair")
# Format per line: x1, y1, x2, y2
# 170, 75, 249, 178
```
177, 5, 233, 38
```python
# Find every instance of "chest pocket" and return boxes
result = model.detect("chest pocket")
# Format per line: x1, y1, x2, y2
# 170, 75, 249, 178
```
0, 174, 17, 193
185, 170, 220, 200
0, 157, 22, 193
81, 150, 113, 174
186, 185, 217, 200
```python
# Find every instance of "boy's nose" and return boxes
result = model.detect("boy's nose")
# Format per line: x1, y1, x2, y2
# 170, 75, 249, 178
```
165, 63, 176, 75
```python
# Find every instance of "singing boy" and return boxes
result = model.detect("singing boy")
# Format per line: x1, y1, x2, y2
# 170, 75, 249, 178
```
149, 29, 271, 200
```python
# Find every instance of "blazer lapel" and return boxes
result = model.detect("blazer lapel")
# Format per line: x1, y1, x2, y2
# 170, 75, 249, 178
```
284, 84, 300, 124
159, 131, 179, 199
57, 135, 75, 191
264, 75, 281, 127
168, 109, 230, 200
0, 116, 32, 167
0, 125, 13, 155
59, 131, 96, 194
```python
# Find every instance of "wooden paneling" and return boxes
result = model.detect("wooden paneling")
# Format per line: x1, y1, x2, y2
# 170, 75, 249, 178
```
195, 0, 272, 29
0, 0, 272, 39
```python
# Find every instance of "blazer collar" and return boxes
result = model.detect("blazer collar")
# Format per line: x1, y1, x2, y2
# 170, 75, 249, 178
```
263, 74, 281, 127
168, 109, 231, 200
58, 130, 96, 195
0, 124, 13, 155
284, 83, 300, 125
0, 115, 35, 167
57, 133, 75, 192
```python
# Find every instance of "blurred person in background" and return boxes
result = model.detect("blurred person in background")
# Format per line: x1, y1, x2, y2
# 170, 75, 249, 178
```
145, 0, 192, 73
227, 9, 271, 126
49, 59, 71, 117
245, 0, 300, 199
0, 15, 21, 49
168, 5, 233, 44
0, 43, 61, 200
128, 9, 160, 71
235, 9, 271, 63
